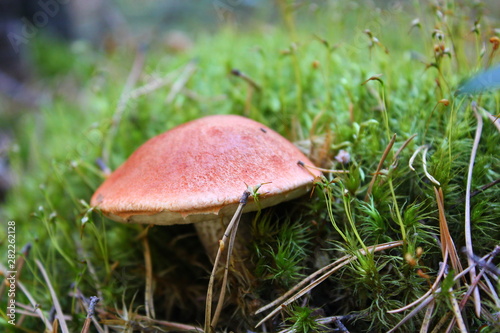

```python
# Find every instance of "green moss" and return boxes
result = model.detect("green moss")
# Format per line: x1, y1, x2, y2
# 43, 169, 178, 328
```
1, 1, 499, 332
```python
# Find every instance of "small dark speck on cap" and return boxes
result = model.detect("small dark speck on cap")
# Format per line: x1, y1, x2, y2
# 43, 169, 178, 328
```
260, 128, 267, 133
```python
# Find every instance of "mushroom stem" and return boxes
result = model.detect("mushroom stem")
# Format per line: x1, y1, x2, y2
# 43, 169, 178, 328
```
193, 216, 252, 264
193, 220, 226, 263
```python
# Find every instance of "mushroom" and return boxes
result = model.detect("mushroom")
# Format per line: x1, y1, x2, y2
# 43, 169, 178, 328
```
91, 114, 322, 260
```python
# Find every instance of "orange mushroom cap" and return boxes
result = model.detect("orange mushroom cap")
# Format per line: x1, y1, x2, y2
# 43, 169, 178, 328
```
91, 115, 322, 225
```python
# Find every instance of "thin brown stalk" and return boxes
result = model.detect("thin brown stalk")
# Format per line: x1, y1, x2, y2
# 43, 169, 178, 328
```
35, 259, 69, 333
80, 317, 91, 333
80, 296, 100, 333
470, 179, 500, 200
393, 133, 417, 162
73, 289, 105, 333
205, 189, 250, 332
210, 207, 241, 327
434, 194, 467, 333
365, 133, 396, 201
230, 69, 262, 91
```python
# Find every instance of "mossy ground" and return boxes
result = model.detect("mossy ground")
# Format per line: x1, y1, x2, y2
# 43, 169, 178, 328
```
1, 1, 499, 332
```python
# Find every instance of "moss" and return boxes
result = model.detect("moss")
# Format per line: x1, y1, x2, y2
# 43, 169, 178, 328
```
1, 1, 499, 332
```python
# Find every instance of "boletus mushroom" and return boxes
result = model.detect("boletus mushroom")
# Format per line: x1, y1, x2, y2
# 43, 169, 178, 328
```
91, 114, 321, 262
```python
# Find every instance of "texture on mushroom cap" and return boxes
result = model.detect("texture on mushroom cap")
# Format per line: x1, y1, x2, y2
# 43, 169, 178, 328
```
91, 115, 322, 225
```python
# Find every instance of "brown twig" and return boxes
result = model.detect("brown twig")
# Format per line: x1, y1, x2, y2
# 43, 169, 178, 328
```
80, 296, 99, 333
231, 69, 262, 91
205, 189, 251, 332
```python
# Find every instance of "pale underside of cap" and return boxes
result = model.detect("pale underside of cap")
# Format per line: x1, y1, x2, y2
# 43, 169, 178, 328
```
91, 115, 322, 225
